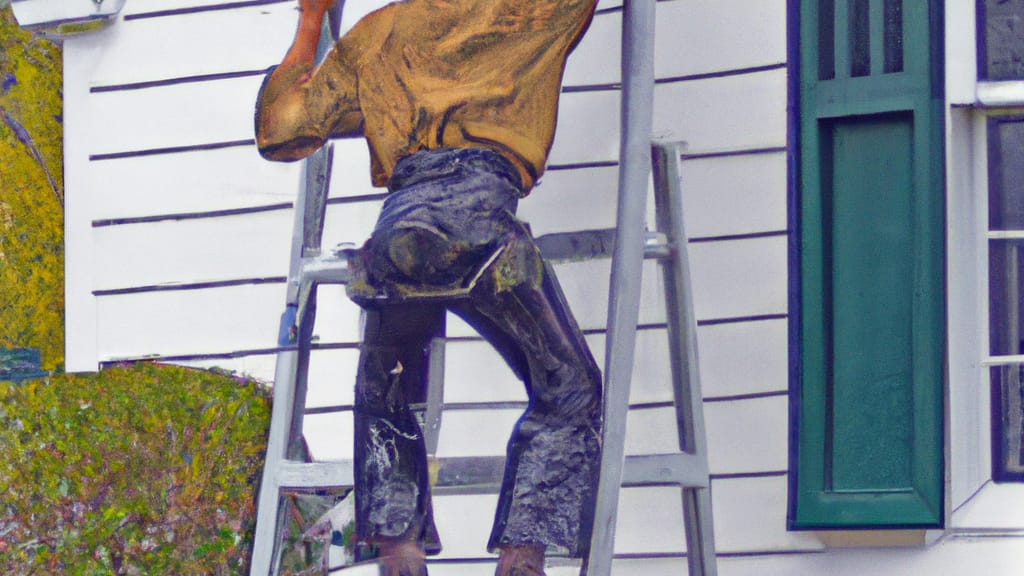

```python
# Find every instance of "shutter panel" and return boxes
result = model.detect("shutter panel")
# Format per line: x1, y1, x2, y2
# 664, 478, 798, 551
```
791, 0, 945, 528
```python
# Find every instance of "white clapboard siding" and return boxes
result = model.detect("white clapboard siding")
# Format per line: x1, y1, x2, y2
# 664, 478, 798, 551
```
428, 396, 787, 476
680, 151, 788, 239
95, 283, 363, 360
653, 69, 788, 153
445, 237, 788, 339
92, 209, 293, 290
698, 318, 788, 398
91, 2, 297, 88
88, 146, 300, 220
442, 321, 787, 405
95, 283, 285, 359
689, 236, 788, 320
420, 478, 825, 562
63, 0, 814, 570
87, 75, 263, 156
442, 331, 674, 406
711, 476, 824, 554
655, 0, 787, 79
521, 166, 620, 237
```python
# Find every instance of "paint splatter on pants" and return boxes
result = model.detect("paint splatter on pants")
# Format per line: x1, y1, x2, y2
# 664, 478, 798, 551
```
346, 148, 602, 557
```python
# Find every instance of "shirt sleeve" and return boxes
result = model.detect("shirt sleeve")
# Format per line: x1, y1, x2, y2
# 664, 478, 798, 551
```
254, 10, 384, 161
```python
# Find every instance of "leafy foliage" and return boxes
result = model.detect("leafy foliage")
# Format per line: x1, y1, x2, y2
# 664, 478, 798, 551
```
0, 363, 272, 574
0, 7, 64, 370
0, 6, 277, 574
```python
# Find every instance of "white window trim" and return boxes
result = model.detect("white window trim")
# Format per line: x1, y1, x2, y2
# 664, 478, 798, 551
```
945, 0, 1024, 536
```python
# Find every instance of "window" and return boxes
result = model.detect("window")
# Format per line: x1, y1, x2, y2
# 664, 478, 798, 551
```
977, 0, 1024, 81
789, 0, 945, 528
987, 115, 1024, 481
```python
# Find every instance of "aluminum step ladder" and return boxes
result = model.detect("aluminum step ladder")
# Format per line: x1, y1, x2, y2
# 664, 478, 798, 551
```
249, 2, 717, 574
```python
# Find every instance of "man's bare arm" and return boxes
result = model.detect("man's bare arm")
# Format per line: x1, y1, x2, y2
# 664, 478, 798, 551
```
255, 0, 355, 161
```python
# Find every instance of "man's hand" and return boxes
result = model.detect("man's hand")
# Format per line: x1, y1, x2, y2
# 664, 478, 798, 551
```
300, 0, 336, 16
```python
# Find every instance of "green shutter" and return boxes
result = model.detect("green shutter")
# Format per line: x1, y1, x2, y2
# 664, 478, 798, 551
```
791, 0, 945, 528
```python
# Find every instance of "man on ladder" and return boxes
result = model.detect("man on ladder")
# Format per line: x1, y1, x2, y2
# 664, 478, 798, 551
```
255, 1, 602, 574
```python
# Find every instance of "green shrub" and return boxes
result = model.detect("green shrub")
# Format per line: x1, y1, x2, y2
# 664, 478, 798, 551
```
0, 6, 64, 371
0, 363, 271, 574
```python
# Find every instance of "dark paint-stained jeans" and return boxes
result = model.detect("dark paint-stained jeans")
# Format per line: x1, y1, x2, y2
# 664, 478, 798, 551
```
348, 148, 602, 558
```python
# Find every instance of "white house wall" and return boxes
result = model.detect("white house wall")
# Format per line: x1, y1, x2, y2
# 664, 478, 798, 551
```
61, 0, 1022, 574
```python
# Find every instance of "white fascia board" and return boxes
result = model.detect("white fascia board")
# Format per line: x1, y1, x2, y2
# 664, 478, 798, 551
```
11, 0, 125, 37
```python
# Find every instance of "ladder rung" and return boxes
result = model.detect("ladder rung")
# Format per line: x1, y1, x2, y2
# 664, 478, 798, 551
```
299, 251, 353, 286
273, 456, 509, 495
622, 453, 709, 488
278, 460, 354, 490
535, 228, 672, 262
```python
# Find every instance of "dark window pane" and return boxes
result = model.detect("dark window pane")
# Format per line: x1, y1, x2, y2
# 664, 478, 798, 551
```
988, 117, 1024, 231
883, 0, 904, 73
819, 0, 836, 80
991, 366, 1024, 481
989, 240, 1024, 357
980, 0, 1024, 80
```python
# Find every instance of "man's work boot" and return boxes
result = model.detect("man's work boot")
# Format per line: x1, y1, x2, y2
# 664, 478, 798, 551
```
495, 544, 546, 576
374, 540, 428, 576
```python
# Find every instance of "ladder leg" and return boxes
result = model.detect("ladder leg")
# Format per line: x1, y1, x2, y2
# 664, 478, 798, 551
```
653, 141, 718, 576
250, 346, 300, 576
585, 0, 658, 574
682, 487, 716, 576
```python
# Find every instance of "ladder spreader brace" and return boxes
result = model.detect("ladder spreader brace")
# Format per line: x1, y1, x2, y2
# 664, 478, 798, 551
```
249, 2, 717, 574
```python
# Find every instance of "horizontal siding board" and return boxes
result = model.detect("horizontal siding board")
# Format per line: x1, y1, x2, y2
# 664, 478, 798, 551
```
88, 146, 300, 220
119, 0, 286, 18
548, 91, 621, 166
425, 477, 831, 560
87, 75, 263, 157
95, 284, 361, 360
563, 8, 621, 87
308, 284, 365, 343
621, 396, 787, 474
698, 318, 788, 399
703, 395, 788, 474
320, 199, 385, 251
521, 166, 620, 237
426, 398, 785, 476
92, 3, 296, 88
86, 80, 624, 166
653, 68, 788, 154
92, 209, 293, 290
435, 409, 520, 458
447, 236, 786, 339
326, 139, 380, 199
680, 151, 788, 239
443, 330, 671, 406
305, 348, 359, 409
689, 236, 788, 321
655, 0, 787, 79
712, 476, 823, 554
95, 283, 287, 359
303, 411, 354, 460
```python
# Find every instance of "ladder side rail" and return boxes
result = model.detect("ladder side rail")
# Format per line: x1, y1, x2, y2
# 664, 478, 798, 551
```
250, 13, 341, 575
251, 128, 329, 576
288, 143, 334, 459
584, 1, 658, 574
652, 142, 718, 576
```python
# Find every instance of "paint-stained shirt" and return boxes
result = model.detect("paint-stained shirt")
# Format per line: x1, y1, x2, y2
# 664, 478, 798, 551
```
255, 0, 598, 191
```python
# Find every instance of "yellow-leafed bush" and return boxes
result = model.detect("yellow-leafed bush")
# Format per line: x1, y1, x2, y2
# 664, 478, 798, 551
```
0, 6, 64, 371
0, 363, 271, 574
0, 7, 275, 574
